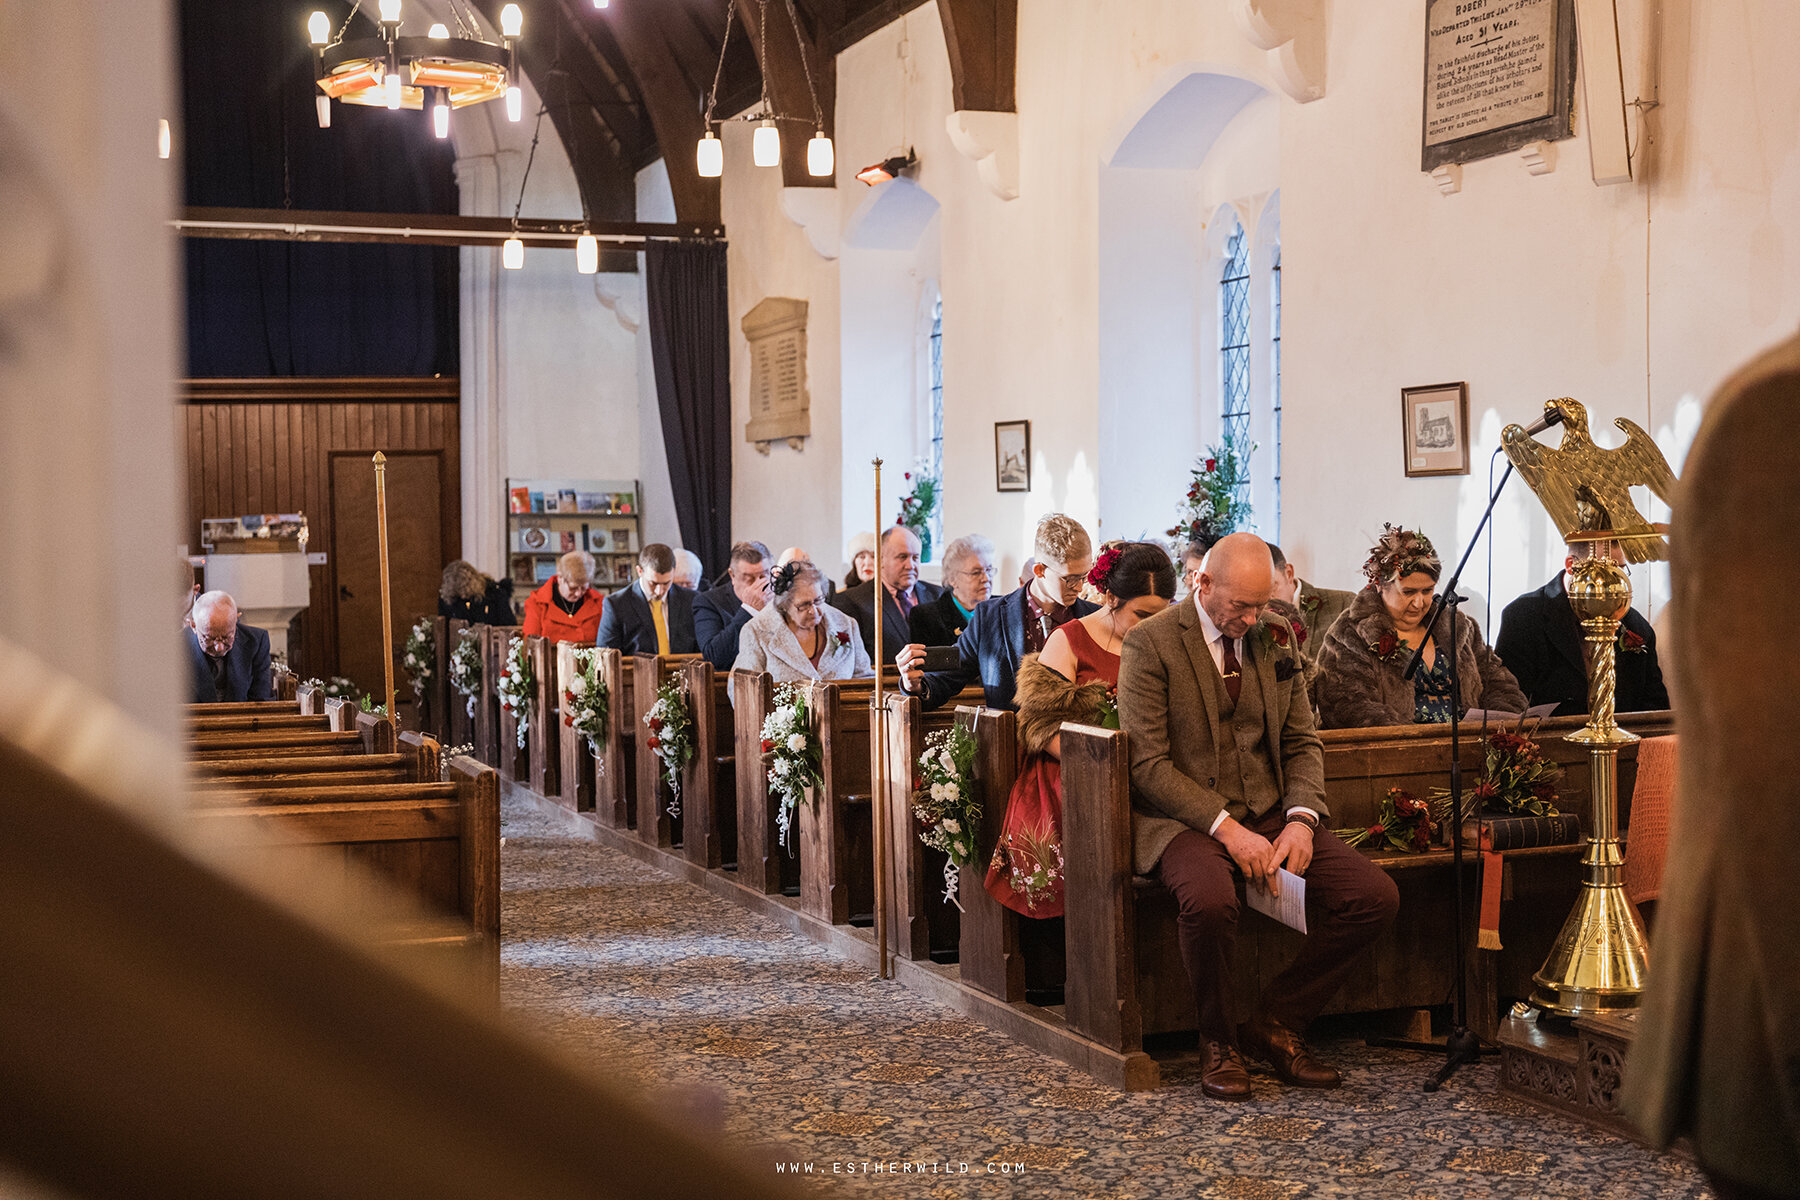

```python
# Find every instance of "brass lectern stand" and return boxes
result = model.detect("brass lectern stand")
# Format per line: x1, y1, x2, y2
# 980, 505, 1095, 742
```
1501, 398, 1677, 1016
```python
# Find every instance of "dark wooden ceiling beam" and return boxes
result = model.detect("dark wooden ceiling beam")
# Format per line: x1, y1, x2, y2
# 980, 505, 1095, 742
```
826, 0, 931, 56
602, 2, 722, 227
733, 0, 837, 189
938, 0, 1017, 111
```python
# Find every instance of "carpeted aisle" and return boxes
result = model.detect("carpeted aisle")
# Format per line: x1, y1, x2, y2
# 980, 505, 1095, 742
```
499, 795, 1712, 1199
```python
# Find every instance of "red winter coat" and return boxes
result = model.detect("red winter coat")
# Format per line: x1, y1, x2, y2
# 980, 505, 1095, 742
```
522, 579, 605, 645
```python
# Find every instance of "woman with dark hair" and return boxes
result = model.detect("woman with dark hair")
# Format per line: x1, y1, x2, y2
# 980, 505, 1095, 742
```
438, 559, 515, 625
733, 559, 874, 684
985, 541, 1176, 921
1313, 524, 1526, 728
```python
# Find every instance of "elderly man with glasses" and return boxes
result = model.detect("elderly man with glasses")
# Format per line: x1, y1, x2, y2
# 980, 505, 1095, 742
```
186, 590, 273, 703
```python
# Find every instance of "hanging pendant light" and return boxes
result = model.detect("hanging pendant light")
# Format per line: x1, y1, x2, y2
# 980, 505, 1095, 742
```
807, 129, 833, 177
502, 238, 524, 270
384, 68, 403, 110
505, 85, 523, 122
377, 0, 401, 24
427, 22, 449, 38
308, 10, 331, 45
697, 130, 723, 178
752, 118, 780, 167
576, 234, 599, 275
315, 94, 332, 128
431, 87, 451, 139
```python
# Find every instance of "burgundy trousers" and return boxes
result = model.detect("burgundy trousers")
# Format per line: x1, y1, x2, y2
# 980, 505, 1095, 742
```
1155, 809, 1400, 1045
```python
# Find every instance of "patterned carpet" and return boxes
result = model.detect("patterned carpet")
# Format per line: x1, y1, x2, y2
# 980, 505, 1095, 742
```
499, 795, 1712, 1199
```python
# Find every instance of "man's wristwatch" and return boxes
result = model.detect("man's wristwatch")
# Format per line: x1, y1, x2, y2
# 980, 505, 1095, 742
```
1284, 811, 1318, 832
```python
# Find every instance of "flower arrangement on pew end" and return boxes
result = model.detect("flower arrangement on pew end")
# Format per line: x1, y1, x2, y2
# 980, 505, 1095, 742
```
449, 629, 483, 718
402, 617, 434, 703
358, 693, 390, 717
643, 678, 693, 819
496, 635, 535, 750
912, 722, 982, 909
562, 648, 610, 767
759, 683, 822, 853
302, 676, 362, 704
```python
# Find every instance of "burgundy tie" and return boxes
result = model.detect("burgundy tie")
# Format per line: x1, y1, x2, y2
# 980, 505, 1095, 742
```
1220, 637, 1242, 703
896, 587, 915, 616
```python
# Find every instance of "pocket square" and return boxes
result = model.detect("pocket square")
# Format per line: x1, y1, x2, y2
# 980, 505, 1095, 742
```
1273, 657, 1301, 684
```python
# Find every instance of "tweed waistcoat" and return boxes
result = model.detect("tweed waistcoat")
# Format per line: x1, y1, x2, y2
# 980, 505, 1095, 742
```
1205, 638, 1284, 822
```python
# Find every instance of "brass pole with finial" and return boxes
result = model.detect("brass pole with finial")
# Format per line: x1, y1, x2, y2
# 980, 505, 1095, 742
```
373, 452, 397, 720
871, 457, 891, 980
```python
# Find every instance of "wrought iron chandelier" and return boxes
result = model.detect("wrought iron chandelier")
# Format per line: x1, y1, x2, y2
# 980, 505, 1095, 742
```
696, 0, 832, 179
307, 1, 525, 138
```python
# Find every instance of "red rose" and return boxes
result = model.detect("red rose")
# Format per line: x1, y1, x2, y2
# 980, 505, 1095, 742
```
1269, 623, 1289, 647
564, 690, 575, 705
564, 715, 574, 727
1620, 629, 1645, 652
1376, 631, 1399, 657
905, 472, 912, 480
836, 631, 850, 646
503, 703, 513, 714
647, 735, 661, 750
761, 738, 774, 753
1290, 620, 1308, 647
649, 717, 664, 732
1411, 822, 1434, 853
1205, 458, 1217, 472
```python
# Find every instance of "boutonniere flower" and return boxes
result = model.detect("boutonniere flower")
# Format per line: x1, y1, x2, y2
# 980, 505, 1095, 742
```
1273, 657, 1302, 684
1299, 592, 1323, 616
835, 630, 851, 647
1617, 627, 1646, 654
1256, 618, 1306, 657
1370, 630, 1404, 663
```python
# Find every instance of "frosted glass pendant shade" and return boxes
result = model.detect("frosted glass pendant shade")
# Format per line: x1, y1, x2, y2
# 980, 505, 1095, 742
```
575, 235, 599, 274
696, 131, 723, 178
807, 131, 833, 177
502, 238, 524, 270
752, 119, 779, 167
505, 85, 522, 122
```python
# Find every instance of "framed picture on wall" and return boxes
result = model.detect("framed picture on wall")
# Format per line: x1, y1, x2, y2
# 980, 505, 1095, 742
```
1401, 382, 1471, 477
995, 420, 1031, 492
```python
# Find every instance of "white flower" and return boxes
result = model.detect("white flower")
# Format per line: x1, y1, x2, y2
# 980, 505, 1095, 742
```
931, 781, 954, 804
786, 732, 807, 753
942, 818, 961, 834
938, 751, 955, 774
569, 676, 587, 695
773, 757, 791, 777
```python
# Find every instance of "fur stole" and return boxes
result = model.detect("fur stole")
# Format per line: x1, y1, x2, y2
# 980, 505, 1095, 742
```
1013, 654, 1112, 755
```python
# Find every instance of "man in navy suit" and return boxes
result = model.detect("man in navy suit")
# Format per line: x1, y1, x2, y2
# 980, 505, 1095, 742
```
898, 514, 1097, 710
186, 590, 274, 703
830, 526, 946, 667
693, 540, 772, 669
1496, 541, 1669, 716
595, 543, 699, 655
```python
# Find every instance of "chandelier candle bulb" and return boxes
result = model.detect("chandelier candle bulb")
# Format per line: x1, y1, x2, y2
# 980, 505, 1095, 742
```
315, 94, 331, 128
807, 130, 833, 177
427, 22, 448, 38
500, 3, 523, 38
431, 89, 450, 139
594, 0, 609, 7
378, 0, 401, 24
575, 234, 598, 275
384, 70, 402, 109
157, 119, 172, 160
696, 131, 723, 177
505, 85, 522, 122
753, 118, 780, 167
501, 237, 524, 270
308, 10, 330, 45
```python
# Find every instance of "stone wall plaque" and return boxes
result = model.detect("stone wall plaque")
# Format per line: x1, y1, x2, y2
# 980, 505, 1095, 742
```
1421, 0, 1575, 171
741, 296, 810, 454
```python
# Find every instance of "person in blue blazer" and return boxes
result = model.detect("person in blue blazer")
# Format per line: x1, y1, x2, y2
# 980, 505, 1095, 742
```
187, 591, 273, 703
898, 515, 1098, 710
595, 543, 699, 655
693, 540, 773, 670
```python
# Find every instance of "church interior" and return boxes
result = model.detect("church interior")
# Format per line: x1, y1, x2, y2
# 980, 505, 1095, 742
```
4, 0, 1799, 1196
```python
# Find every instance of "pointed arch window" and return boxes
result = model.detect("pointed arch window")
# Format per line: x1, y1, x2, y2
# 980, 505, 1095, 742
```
1220, 219, 1252, 506
1270, 245, 1282, 541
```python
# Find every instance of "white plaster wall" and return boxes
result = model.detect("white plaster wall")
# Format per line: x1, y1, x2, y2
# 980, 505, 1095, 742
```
0, 0, 184, 744
632, 164, 683, 553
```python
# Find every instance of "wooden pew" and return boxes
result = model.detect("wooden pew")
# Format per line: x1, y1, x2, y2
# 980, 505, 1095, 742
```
188, 701, 302, 718
553, 643, 596, 813
527, 635, 559, 798
877, 689, 991, 963
487, 625, 527, 780
631, 654, 698, 848
355, 709, 401, 756
273, 664, 298, 702
676, 658, 737, 871
956, 706, 1025, 1001
187, 712, 326, 734
730, 669, 797, 896
798, 677, 882, 926
192, 758, 501, 991
190, 730, 367, 762
446, 619, 476, 752
427, 614, 450, 741
193, 732, 437, 792
296, 681, 320, 716
593, 649, 636, 829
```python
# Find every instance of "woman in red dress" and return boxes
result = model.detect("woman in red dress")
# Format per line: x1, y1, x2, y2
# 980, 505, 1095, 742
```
985, 541, 1176, 919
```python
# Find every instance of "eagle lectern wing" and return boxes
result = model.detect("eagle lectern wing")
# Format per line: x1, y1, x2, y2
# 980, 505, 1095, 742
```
1502, 399, 1677, 564
1502, 419, 1585, 540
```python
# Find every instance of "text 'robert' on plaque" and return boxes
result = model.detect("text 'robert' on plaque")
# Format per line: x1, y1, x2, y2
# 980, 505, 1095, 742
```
1421, 0, 1575, 172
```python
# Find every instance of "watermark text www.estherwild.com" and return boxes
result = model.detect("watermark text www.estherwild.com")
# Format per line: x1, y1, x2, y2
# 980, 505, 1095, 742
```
775, 1161, 1029, 1176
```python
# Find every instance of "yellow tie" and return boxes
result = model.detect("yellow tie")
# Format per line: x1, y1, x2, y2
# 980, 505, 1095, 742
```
651, 598, 671, 656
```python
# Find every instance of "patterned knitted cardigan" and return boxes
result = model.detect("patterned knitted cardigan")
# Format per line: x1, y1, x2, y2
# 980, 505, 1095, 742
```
1013, 654, 1113, 755
1312, 585, 1527, 729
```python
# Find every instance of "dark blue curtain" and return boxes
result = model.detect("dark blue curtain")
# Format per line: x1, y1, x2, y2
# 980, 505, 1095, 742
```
645, 241, 732, 578
180, 0, 459, 376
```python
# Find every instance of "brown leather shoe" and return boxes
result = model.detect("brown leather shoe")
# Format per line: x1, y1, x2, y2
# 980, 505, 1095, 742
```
1239, 1015, 1341, 1089
1199, 1039, 1253, 1101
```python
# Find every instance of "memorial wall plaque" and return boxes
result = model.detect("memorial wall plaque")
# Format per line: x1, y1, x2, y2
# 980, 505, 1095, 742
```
741, 297, 811, 454
1421, 0, 1575, 171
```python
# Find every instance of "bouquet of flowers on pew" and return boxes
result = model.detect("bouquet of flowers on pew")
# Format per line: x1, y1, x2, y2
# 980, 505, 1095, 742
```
302, 676, 361, 703
449, 629, 483, 718
759, 683, 822, 852
1338, 786, 1440, 853
912, 722, 981, 910
496, 635, 535, 750
402, 617, 434, 702
1431, 722, 1572, 849
562, 648, 610, 760
643, 678, 693, 818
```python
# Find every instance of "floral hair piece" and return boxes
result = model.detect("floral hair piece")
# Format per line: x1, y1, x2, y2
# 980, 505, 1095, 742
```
772, 560, 806, 596
1085, 543, 1125, 593
1362, 523, 1441, 586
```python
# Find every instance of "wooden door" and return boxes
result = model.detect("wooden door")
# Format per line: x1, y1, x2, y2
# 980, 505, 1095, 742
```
331, 452, 445, 705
